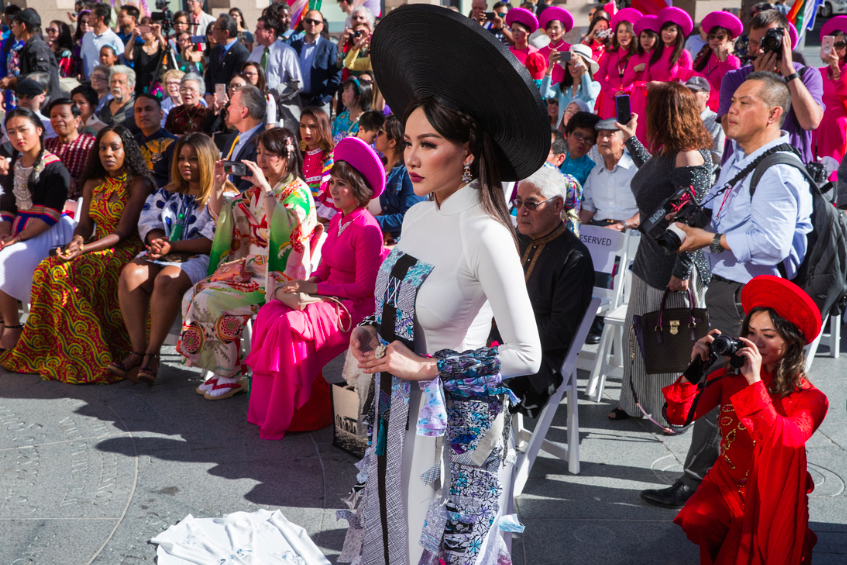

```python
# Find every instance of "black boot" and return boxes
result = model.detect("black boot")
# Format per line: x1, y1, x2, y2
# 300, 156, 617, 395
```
640, 479, 694, 509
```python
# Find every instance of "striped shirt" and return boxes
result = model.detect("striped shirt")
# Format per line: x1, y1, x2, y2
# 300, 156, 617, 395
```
45, 134, 96, 195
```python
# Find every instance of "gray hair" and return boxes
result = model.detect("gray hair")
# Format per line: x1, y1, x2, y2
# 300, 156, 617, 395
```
350, 6, 375, 29
521, 166, 569, 202
236, 85, 267, 121
110, 65, 136, 88
745, 71, 791, 126
93, 64, 111, 79
180, 72, 203, 92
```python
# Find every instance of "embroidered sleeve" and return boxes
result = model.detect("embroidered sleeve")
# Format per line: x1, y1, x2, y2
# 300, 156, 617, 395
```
624, 136, 651, 167
435, 346, 518, 404
357, 313, 378, 328
731, 381, 829, 447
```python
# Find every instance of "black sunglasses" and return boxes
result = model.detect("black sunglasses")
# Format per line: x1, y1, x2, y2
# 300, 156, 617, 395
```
836, 41, 847, 49
303, 18, 323, 25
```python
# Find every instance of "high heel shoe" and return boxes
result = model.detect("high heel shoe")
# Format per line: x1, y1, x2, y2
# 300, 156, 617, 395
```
137, 353, 159, 387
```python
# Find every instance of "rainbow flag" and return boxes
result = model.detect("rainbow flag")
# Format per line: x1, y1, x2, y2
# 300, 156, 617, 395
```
787, 0, 823, 42
289, 0, 322, 30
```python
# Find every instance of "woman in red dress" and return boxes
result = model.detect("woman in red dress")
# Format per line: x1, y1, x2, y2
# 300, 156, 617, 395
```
537, 6, 574, 87
645, 7, 693, 82
691, 11, 743, 112
505, 7, 547, 81
595, 8, 641, 119
622, 15, 659, 144
663, 275, 828, 565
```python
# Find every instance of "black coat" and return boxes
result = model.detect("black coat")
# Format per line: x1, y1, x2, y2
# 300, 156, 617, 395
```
0, 160, 71, 225
19, 36, 63, 101
204, 40, 250, 96
222, 126, 262, 192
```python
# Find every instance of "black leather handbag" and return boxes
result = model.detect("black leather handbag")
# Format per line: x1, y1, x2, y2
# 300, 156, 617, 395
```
632, 288, 710, 374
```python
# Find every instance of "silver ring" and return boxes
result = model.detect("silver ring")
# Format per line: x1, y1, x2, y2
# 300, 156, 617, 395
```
374, 345, 386, 359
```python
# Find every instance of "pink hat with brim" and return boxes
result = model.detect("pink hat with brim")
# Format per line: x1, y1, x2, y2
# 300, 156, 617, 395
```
611, 8, 642, 30
787, 21, 798, 49
506, 7, 539, 34
657, 6, 693, 37
701, 11, 743, 39
634, 15, 659, 36
333, 137, 386, 198
539, 6, 574, 33
821, 15, 847, 40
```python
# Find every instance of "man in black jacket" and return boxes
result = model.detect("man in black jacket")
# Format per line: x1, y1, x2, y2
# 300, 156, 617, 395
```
204, 15, 250, 107
0, 9, 62, 101
505, 165, 595, 417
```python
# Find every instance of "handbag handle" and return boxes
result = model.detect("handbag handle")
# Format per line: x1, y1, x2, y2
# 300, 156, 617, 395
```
656, 286, 699, 340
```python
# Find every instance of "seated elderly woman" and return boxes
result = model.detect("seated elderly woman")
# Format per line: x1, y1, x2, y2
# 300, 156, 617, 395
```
164, 73, 212, 135
0, 109, 75, 351
496, 165, 594, 416
178, 128, 318, 400
114, 133, 226, 384
245, 137, 386, 440
664, 276, 828, 565
1, 126, 155, 383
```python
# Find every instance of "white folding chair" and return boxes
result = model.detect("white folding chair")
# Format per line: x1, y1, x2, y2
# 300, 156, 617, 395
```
511, 297, 601, 494
62, 197, 84, 220
804, 313, 842, 372
576, 227, 638, 373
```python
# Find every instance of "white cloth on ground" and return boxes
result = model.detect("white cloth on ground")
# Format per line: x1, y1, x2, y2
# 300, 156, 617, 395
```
151, 509, 330, 565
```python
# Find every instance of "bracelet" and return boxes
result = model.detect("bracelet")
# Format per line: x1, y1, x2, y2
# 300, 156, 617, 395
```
784, 72, 800, 83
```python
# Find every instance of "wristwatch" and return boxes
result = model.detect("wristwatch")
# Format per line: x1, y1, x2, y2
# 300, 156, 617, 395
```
710, 233, 725, 254
784, 72, 800, 83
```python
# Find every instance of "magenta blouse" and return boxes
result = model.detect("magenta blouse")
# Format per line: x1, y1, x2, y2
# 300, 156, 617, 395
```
644, 46, 693, 82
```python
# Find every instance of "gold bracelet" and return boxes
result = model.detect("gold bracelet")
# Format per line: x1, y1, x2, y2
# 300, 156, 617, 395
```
79, 242, 84, 253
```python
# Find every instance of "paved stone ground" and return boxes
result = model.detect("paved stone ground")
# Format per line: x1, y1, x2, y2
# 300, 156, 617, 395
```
0, 327, 844, 565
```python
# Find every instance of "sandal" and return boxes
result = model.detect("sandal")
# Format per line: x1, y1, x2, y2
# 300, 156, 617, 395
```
137, 353, 159, 387
0, 324, 23, 353
608, 407, 631, 421
203, 377, 247, 400
108, 351, 145, 379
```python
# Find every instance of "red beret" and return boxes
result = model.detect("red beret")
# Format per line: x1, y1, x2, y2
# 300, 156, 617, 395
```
740, 275, 822, 344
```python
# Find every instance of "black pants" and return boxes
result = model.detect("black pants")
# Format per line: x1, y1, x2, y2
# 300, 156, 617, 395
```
680, 276, 746, 490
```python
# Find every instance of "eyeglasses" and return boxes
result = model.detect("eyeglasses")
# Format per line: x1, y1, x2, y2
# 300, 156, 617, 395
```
46, 28, 59, 33
511, 197, 558, 211
570, 131, 595, 145
228, 84, 243, 92
707, 33, 728, 41
302, 18, 323, 25
166, 81, 181, 87
241, 71, 258, 77
179, 87, 199, 93
377, 128, 385, 135
836, 41, 847, 49
91, 75, 107, 81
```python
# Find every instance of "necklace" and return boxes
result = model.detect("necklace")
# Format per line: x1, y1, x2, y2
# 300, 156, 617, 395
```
338, 215, 354, 237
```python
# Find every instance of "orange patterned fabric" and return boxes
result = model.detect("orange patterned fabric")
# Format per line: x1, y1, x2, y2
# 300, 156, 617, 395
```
1, 174, 144, 384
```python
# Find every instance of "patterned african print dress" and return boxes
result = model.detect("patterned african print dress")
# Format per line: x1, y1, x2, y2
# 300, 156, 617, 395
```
176, 176, 317, 379
1, 174, 145, 384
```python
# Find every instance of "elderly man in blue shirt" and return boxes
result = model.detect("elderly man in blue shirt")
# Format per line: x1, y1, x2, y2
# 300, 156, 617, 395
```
640, 71, 813, 510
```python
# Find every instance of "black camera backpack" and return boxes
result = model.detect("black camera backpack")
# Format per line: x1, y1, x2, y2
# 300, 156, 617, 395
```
748, 145, 847, 318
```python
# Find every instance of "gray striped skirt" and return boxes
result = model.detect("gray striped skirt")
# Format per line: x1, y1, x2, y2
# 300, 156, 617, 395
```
619, 270, 705, 428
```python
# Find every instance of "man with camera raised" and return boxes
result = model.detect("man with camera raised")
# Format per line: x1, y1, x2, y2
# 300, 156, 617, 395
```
717, 9, 823, 164
639, 71, 814, 509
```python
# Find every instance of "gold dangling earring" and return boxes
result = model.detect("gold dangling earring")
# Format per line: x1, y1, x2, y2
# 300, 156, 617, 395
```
299, 139, 308, 152
461, 161, 473, 184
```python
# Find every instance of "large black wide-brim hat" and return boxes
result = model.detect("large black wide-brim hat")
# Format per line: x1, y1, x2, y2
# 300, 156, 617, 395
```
371, 4, 549, 182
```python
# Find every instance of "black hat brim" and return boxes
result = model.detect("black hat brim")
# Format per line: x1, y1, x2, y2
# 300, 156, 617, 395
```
371, 4, 549, 182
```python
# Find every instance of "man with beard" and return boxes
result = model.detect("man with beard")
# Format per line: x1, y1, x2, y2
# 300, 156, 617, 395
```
96, 65, 139, 134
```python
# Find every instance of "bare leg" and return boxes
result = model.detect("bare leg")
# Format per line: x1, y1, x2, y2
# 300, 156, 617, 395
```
0, 290, 21, 350
139, 266, 194, 381
117, 259, 160, 368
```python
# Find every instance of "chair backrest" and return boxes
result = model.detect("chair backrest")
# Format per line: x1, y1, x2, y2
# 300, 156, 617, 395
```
561, 296, 602, 377
579, 225, 635, 310
62, 197, 84, 220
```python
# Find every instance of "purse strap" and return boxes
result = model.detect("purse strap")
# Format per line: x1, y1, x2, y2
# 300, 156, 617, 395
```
325, 296, 353, 333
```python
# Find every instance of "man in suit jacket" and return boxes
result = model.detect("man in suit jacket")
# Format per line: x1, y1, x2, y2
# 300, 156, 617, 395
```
204, 15, 250, 107
291, 10, 342, 115
222, 85, 266, 192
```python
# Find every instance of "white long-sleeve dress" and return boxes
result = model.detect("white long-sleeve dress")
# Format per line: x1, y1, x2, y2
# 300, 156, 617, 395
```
340, 180, 541, 565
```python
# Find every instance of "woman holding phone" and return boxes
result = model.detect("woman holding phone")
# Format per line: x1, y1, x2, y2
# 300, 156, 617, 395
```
595, 8, 641, 119
691, 12, 743, 111
622, 15, 660, 144
124, 18, 166, 95
540, 43, 601, 123
815, 16, 847, 181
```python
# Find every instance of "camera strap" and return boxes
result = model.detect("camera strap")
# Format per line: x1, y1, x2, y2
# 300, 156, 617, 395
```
660, 353, 728, 429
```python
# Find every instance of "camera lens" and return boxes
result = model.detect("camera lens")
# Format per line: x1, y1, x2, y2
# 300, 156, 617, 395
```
656, 231, 682, 255
712, 335, 739, 356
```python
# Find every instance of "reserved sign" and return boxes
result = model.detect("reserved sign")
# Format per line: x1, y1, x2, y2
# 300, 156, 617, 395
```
579, 225, 625, 274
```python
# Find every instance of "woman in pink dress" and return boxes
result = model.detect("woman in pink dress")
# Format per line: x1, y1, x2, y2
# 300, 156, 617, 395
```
245, 137, 385, 440
537, 6, 574, 86
595, 8, 641, 119
645, 7, 693, 82
691, 12, 743, 112
505, 7, 547, 81
582, 14, 610, 62
622, 16, 659, 144
815, 16, 847, 180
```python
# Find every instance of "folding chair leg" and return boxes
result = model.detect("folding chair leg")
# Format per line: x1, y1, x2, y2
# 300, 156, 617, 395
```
566, 373, 580, 474
587, 328, 612, 400
829, 314, 841, 359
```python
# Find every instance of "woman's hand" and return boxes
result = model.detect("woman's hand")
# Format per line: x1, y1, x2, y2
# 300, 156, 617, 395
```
353, 32, 369, 50
57, 236, 85, 262
632, 62, 645, 73
243, 160, 272, 195
668, 275, 689, 292
615, 112, 638, 139
358, 340, 440, 381
713, 42, 731, 62
213, 160, 228, 192
735, 336, 763, 385
349, 325, 379, 362
213, 95, 227, 113
691, 329, 721, 362
0, 234, 20, 250
547, 50, 562, 70
146, 237, 171, 260
277, 279, 318, 295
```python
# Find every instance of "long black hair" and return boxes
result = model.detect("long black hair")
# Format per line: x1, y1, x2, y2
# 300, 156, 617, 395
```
402, 97, 515, 245
255, 127, 305, 182
51, 21, 75, 54
81, 125, 154, 185
650, 21, 686, 67
3, 108, 46, 186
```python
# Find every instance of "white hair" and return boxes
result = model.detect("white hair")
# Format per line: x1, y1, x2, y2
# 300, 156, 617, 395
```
350, 6, 376, 28
110, 65, 136, 88
180, 72, 204, 91
521, 165, 569, 201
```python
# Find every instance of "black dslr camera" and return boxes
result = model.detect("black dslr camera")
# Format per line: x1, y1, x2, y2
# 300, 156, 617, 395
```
711, 335, 746, 369
760, 27, 785, 59
640, 186, 711, 255
151, 0, 173, 34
